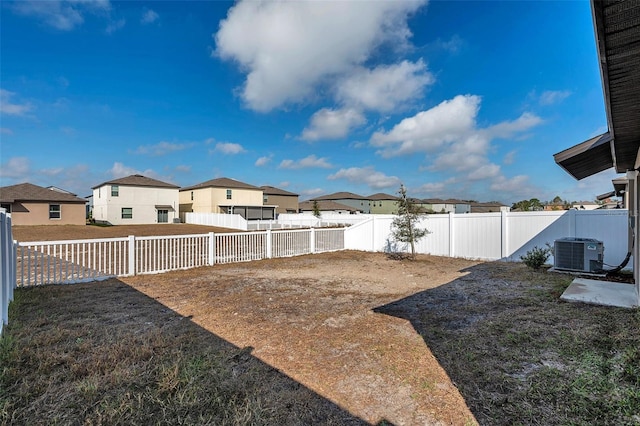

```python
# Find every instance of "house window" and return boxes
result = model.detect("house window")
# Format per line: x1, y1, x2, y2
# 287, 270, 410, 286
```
263, 194, 268, 203
191, 191, 194, 201
98, 188, 101, 198
226, 189, 232, 200
1, 203, 11, 213
111, 185, 119, 197
49, 204, 61, 219
122, 208, 133, 219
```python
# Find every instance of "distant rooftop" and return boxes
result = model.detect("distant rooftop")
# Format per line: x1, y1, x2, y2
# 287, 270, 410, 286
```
311, 191, 366, 201
93, 174, 179, 189
260, 185, 298, 196
1, 183, 86, 204
181, 177, 260, 192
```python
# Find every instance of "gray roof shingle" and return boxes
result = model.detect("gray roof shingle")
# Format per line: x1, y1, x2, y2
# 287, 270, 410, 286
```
260, 186, 298, 196
92, 174, 179, 189
180, 177, 260, 192
0, 183, 86, 203
311, 192, 365, 201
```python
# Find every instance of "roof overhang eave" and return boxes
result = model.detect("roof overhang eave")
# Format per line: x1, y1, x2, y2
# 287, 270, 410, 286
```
553, 132, 615, 180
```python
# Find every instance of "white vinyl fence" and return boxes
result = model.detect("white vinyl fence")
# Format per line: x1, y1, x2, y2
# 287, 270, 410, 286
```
345, 210, 631, 268
186, 212, 369, 230
186, 212, 248, 230
9, 209, 633, 289
16, 228, 345, 286
1, 209, 16, 334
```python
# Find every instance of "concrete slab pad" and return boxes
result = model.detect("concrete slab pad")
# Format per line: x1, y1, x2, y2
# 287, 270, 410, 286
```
560, 278, 638, 309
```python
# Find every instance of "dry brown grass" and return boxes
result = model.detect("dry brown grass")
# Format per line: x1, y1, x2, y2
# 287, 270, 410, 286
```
11, 223, 238, 242
2, 249, 639, 425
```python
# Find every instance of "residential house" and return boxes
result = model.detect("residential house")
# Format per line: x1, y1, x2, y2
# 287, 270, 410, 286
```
448, 199, 472, 214
298, 200, 359, 215
368, 193, 399, 214
260, 186, 299, 216
571, 201, 600, 211
470, 202, 510, 213
420, 198, 456, 213
92, 174, 180, 225
0, 182, 86, 225
310, 192, 370, 213
552, 1, 640, 306
180, 177, 275, 220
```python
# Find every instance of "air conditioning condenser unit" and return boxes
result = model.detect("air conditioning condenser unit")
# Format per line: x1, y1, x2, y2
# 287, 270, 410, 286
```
553, 237, 603, 273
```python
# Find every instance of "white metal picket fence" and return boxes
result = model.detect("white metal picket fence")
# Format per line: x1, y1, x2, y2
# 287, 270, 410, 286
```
16, 228, 345, 287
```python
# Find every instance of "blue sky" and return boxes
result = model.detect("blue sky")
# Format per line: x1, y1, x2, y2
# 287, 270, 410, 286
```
0, 0, 620, 203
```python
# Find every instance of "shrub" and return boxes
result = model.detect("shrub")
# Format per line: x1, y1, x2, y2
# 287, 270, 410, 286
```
521, 245, 552, 270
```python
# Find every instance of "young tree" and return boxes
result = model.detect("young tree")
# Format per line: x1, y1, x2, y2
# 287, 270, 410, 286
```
312, 200, 321, 219
391, 184, 429, 259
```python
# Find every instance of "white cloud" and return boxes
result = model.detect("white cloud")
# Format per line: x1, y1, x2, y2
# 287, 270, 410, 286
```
106, 18, 125, 34
0, 157, 30, 179
328, 166, 400, 189
10, 0, 111, 31
108, 162, 172, 183
278, 155, 332, 170
255, 155, 272, 166
40, 167, 65, 176
433, 35, 464, 54
490, 175, 531, 193
539, 90, 571, 106
503, 150, 516, 165
300, 188, 326, 198
214, 0, 425, 112
483, 112, 543, 139
133, 141, 190, 156
174, 165, 191, 173
300, 108, 366, 141
469, 163, 501, 181
109, 162, 142, 178
211, 142, 246, 155
371, 94, 481, 157
0, 89, 33, 116
141, 9, 159, 24
427, 133, 491, 173
371, 94, 542, 178
336, 60, 434, 112
416, 178, 457, 198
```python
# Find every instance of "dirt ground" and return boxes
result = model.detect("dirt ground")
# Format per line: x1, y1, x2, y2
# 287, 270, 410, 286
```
7, 226, 638, 424
122, 251, 482, 425
11, 223, 235, 242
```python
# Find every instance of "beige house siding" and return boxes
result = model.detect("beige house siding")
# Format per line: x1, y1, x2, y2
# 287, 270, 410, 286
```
264, 194, 298, 215
179, 186, 264, 218
93, 185, 179, 225
9, 201, 85, 226
370, 200, 398, 214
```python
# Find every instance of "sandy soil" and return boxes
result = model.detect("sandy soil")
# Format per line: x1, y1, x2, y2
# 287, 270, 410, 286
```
123, 251, 482, 425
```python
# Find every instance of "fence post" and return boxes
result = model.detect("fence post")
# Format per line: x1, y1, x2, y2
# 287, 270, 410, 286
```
449, 211, 455, 257
10, 241, 16, 303
501, 210, 508, 259
1, 213, 6, 331
310, 228, 315, 254
128, 235, 135, 276
570, 209, 577, 237
208, 232, 215, 266
372, 216, 376, 252
266, 230, 273, 258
